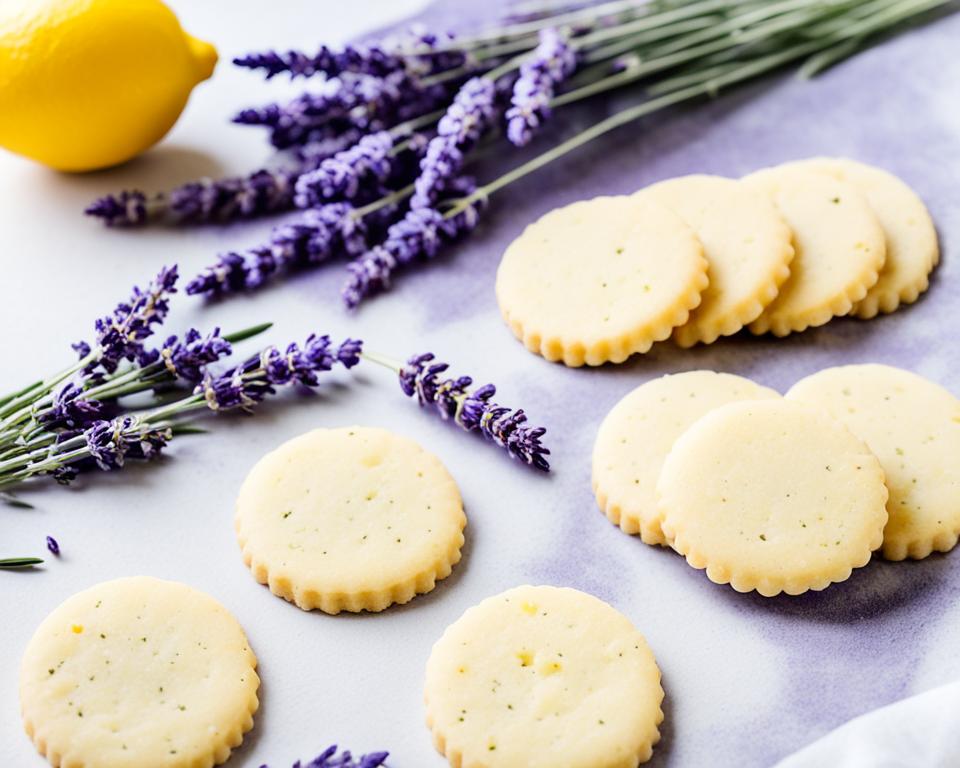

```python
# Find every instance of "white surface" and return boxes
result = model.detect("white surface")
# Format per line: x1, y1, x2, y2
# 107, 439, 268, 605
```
2, 2, 960, 767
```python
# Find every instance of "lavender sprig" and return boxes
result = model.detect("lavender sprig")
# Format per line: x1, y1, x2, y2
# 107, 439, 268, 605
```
235, 44, 407, 79
259, 744, 389, 768
506, 28, 577, 146
410, 77, 497, 210
342, 183, 486, 309
294, 131, 395, 208
380, 351, 550, 470
87, 265, 179, 373
186, 204, 366, 298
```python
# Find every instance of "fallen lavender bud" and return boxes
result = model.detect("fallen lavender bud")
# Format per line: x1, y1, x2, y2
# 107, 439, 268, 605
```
258, 744, 389, 768
46, 536, 60, 556
397, 352, 550, 470
410, 77, 497, 210
186, 203, 366, 298
506, 28, 577, 146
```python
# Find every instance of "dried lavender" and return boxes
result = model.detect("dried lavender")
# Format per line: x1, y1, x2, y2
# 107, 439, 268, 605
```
186, 204, 366, 298
506, 28, 577, 146
294, 131, 395, 208
390, 352, 550, 470
342, 186, 486, 309
46, 536, 60, 556
197, 336, 362, 412
258, 744, 389, 768
235, 44, 407, 79
235, 70, 440, 150
86, 266, 179, 373
410, 77, 497, 210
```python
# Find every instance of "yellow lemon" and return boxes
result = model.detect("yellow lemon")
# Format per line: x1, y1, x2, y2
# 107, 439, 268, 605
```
0, 0, 217, 171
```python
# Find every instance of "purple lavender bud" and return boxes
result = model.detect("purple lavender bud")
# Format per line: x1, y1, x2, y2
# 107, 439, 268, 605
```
294, 132, 395, 208
46, 536, 60, 556
84, 190, 150, 227
80, 266, 179, 374
160, 328, 232, 383
398, 353, 550, 470
410, 77, 497, 210
40, 382, 106, 429
51, 465, 79, 485
506, 28, 577, 146
187, 204, 364, 298
336, 338, 363, 368
83, 416, 173, 471
72, 341, 92, 360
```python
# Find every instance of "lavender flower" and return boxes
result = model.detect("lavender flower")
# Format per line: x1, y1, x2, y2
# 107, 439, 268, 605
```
83, 416, 173, 471
40, 382, 106, 429
160, 328, 232, 383
506, 28, 577, 146
235, 44, 407, 79
259, 744, 388, 768
397, 353, 550, 470
410, 77, 497, 210
84, 190, 150, 227
186, 204, 366, 298
46, 536, 60, 556
235, 71, 434, 150
196, 336, 362, 411
342, 185, 486, 308
80, 266, 179, 373
294, 131, 395, 208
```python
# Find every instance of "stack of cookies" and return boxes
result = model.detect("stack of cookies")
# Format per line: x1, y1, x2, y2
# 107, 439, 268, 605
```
592, 365, 960, 596
497, 158, 940, 366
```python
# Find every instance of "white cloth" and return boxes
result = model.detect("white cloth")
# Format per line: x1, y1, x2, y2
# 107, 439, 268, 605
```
776, 682, 960, 768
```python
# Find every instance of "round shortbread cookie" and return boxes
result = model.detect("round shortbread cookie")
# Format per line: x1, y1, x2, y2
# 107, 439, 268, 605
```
495, 195, 708, 366
787, 364, 960, 561
642, 175, 794, 347
424, 585, 664, 768
776, 158, 939, 318
592, 370, 780, 544
235, 426, 466, 614
743, 165, 886, 336
658, 400, 888, 596
20, 577, 259, 768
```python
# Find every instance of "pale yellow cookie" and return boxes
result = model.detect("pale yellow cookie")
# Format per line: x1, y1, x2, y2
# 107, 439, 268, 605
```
424, 585, 664, 768
235, 426, 466, 614
658, 400, 888, 596
743, 165, 886, 336
641, 175, 794, 347
20, 577, 259, 768
775, 158, 939, 318
787, 364, 960, 560
495, 195, 708, 366
592, 370, 780, 544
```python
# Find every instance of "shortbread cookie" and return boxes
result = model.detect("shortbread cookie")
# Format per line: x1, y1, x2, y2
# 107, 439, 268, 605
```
743, 166, 886, 336
592, 370, 780, 544
235, 426, 466, 614
787, 364, 960, 560
20, 577, 259, 768
642, 175, 794, 347
658, 400, 888, 596
776, 158, 939, 318
424, 585, 664, 768
496, 195, 708, 366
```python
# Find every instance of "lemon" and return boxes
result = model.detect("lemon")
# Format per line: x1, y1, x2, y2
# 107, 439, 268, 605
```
0, 0, 217, 171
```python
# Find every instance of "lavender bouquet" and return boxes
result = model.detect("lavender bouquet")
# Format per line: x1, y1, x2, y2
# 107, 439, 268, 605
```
1, 267, 548, 567
87, 0, 951, 308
